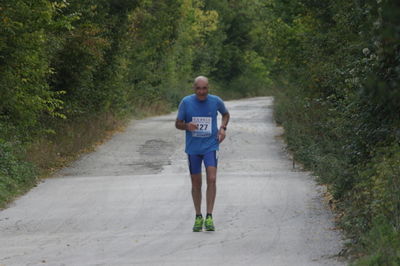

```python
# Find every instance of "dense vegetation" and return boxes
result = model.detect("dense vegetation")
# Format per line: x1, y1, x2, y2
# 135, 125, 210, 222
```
267, 1, 400, 264
0, 0, 399, 264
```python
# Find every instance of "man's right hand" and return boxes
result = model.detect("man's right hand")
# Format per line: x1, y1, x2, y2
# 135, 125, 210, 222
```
186, 122, 198, 131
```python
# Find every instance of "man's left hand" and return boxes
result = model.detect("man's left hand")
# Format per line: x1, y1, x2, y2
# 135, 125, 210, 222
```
218, 128, 226, 143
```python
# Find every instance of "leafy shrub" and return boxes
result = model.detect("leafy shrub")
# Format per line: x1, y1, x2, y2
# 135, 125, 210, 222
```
353, 217, 400, 266
0, 139, 36, 207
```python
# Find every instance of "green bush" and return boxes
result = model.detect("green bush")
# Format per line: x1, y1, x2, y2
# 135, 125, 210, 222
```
0, 139, 36, 207
353, 217, 400, 266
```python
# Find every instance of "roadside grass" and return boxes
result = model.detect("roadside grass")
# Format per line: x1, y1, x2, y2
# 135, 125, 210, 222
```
0, 140, 37, 208
0, 100, 171, 209
351, 217, 400, 266
25, 112, 127, 178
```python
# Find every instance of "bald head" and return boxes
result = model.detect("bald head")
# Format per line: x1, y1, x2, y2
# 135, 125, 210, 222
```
194, 76, 209, 86
193, 76, 209, 101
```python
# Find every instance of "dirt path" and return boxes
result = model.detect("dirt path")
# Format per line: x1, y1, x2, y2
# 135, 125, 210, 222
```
0, 97, 344, 266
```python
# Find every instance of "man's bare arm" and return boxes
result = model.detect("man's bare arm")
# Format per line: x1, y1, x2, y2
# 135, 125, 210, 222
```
218, 112, 230, 143
220, 112, 230, 129
175, 119, 186, 130
175, 119, 198, 131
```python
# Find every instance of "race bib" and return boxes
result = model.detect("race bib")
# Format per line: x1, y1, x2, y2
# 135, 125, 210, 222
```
192, 117, 212, 137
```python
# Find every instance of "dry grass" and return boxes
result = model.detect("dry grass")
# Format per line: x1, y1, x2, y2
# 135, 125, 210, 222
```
133, 100, 171, 118
25, 112, 127, 178
25, 101, 172, 179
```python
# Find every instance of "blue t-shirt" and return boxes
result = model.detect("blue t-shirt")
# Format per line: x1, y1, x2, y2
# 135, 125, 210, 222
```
177, 94, 228, 155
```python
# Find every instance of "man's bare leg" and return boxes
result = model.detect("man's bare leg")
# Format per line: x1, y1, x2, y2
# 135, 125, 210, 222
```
191, 173, 202, 215
206, 166, 217, 214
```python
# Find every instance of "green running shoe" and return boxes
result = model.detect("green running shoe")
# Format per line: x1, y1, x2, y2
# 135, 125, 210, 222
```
193, 216, 204, 232
204, 216, 215, 231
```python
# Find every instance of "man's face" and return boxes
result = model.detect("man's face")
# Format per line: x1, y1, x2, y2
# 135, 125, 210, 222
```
194, 80, 209, 101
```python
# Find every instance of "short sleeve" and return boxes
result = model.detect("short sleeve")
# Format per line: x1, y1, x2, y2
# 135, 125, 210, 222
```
217, 97, 228, 115
177, 100, 186, 121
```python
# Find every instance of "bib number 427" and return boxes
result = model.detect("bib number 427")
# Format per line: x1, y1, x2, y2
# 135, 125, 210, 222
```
198, 124, 208, 130
192, 117, 212, 137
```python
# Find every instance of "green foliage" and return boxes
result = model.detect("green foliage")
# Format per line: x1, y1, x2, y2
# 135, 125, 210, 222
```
0, 0, 65, 141
369, 146, 400, 228
352, 217, 400, 266
269, 0, 400, 263
345, 143, 400, 238
205, 0, 274, 97
0, 139, 36, 207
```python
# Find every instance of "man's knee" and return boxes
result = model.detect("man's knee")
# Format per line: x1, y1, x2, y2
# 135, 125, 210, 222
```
192, 182, 202, 189
191, 174, 202, 190
206, 166, 217, 185
207, 175, 216, 185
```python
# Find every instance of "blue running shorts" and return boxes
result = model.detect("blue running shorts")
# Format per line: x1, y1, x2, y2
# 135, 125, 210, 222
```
187, 150, 218, 175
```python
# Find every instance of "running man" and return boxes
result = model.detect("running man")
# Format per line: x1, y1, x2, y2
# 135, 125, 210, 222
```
175, 76, 230, 232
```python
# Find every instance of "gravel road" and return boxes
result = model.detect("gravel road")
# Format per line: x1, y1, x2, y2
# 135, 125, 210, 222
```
0, 97, 344, 266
